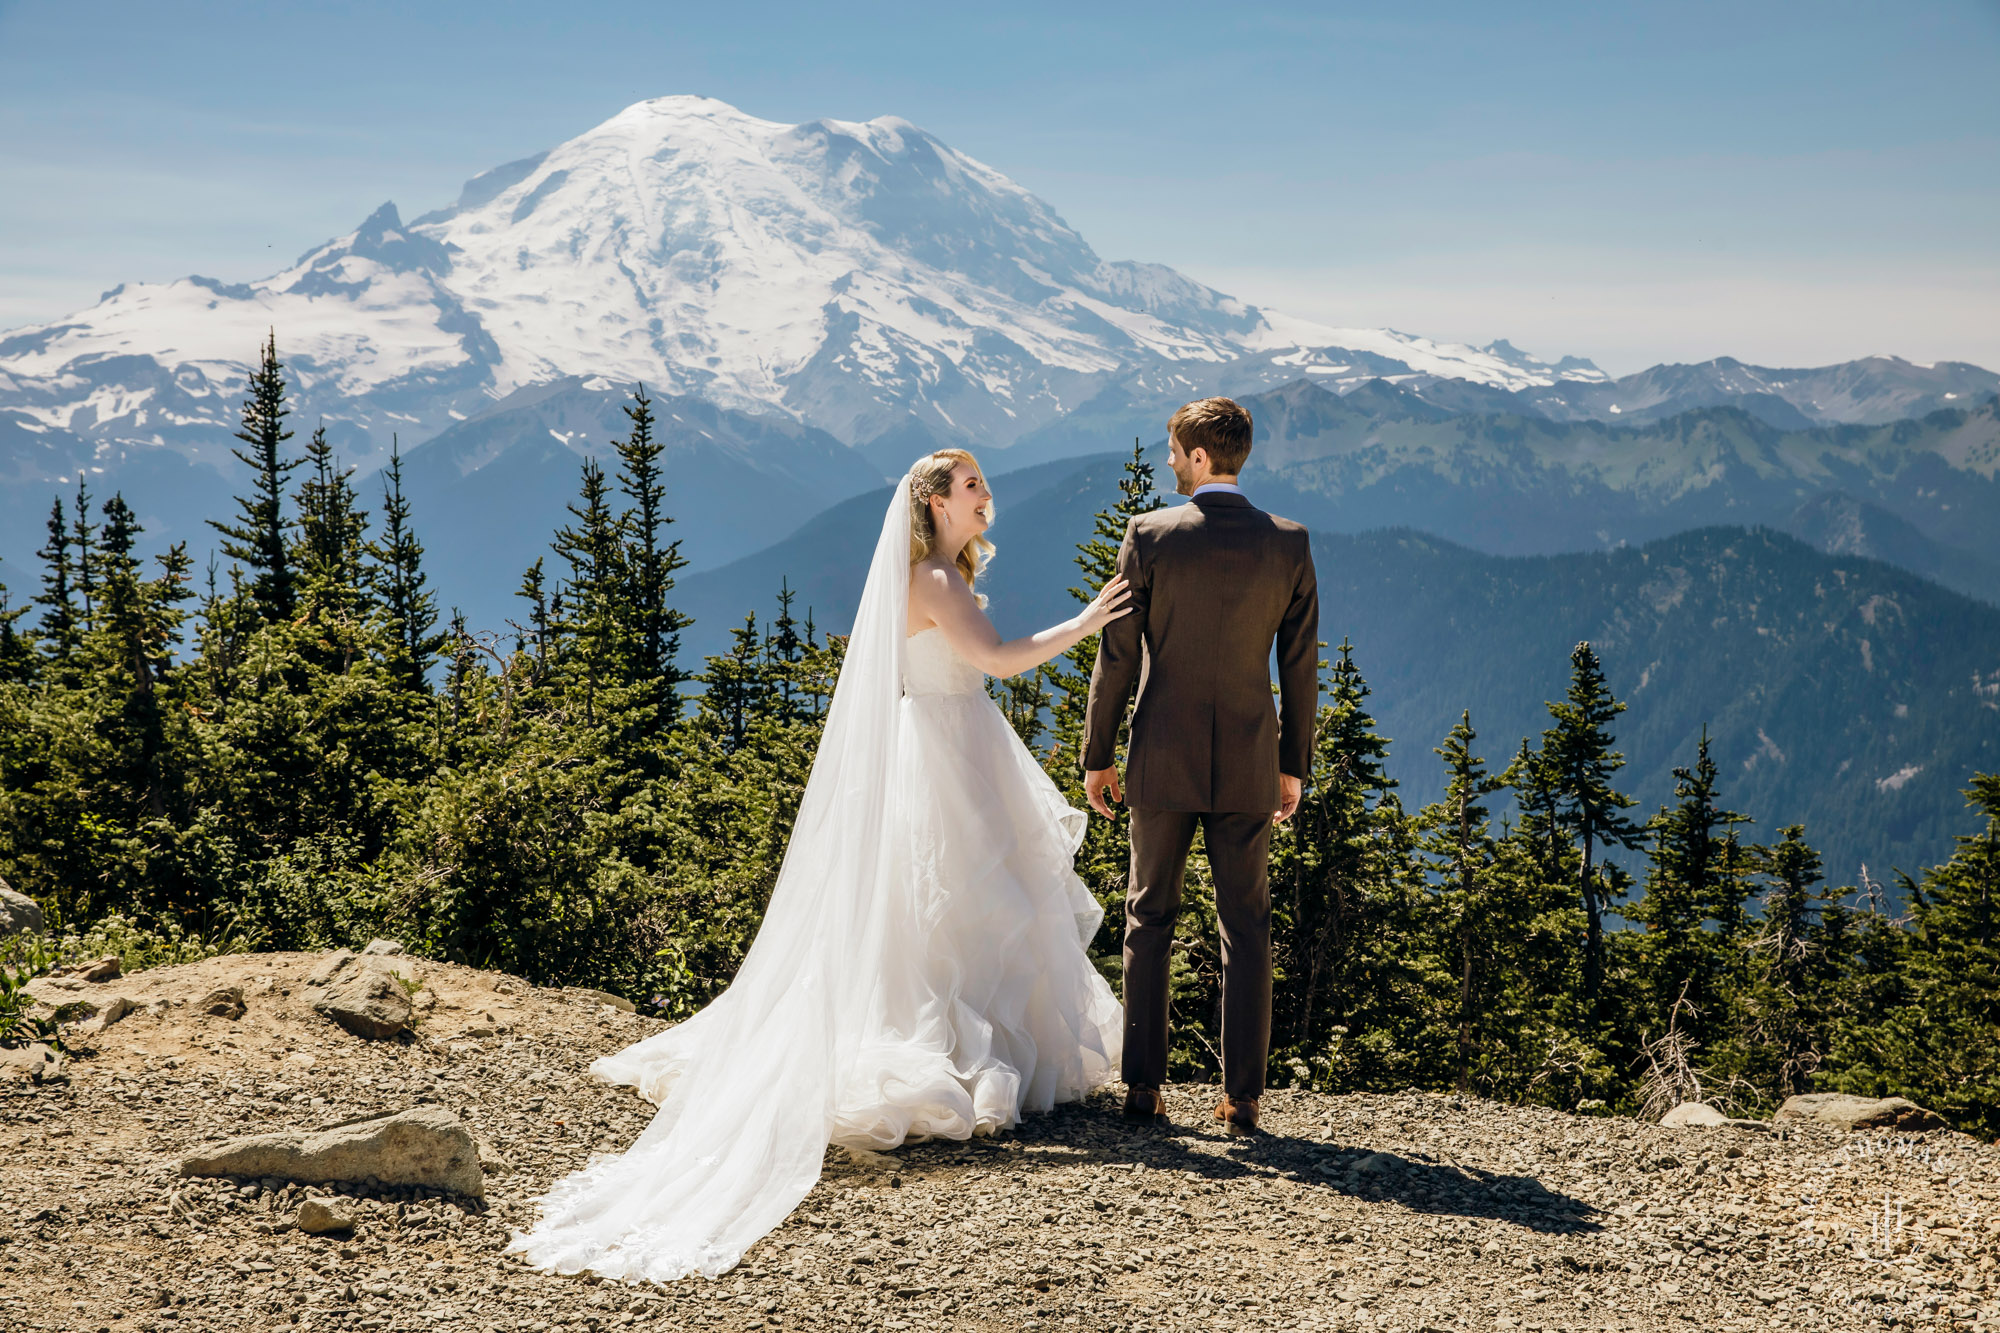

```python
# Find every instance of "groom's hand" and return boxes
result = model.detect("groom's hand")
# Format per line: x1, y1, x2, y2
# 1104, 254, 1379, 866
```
1274, 773, 1303, 824
1084, 767, 1123, 820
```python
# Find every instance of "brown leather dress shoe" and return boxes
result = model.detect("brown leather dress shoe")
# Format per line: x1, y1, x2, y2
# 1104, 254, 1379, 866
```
1215, 1095, 1260, 1136
1122, 1086, 1168, 1122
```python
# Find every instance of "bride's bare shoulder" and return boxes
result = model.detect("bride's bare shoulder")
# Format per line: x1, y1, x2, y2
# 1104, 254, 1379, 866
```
908, 557, 963, 599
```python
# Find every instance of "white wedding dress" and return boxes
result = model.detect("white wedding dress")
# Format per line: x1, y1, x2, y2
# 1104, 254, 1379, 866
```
509, 478, 1122, 1283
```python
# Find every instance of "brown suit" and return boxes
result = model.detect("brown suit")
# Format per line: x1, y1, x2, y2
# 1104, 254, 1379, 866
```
1083, 489, 1318, 1100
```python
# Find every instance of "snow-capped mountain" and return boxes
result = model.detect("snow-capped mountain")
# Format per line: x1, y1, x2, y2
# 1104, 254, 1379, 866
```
0, 95, 1602, 480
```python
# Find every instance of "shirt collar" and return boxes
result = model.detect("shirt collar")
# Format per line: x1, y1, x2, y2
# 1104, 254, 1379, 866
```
1191, 481, 1245, 498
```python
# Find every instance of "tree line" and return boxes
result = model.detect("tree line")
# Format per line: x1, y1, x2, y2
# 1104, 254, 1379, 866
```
1, 343, 1994, 1135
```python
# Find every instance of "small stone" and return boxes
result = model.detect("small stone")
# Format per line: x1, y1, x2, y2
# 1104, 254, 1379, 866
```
198, 986, 247, 1020
563, 986, 635, 1013
295, 1199, 356, 1235
76, 955, 122, 983
359, 939, 404, 956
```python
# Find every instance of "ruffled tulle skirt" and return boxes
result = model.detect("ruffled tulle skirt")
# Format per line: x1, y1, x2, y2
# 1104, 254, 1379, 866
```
508, 689, 1122, 1281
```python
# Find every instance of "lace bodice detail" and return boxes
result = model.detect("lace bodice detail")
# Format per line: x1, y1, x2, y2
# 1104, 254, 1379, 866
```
904, 627, 986, 698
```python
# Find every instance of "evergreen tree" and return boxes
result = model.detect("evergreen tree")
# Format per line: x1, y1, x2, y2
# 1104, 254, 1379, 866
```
699, 614, 767, 753
1629, 729, 1753, 1052
1270, 640, 1419, 1090
1417, 712, 1505, 1091
32, 495, 78, 662
294, 422, 370, 618
0, 561, 28, 684
549, 458, 626, 724
208, 332, 300, 621
71, 480, 97, 634
1737, 825, 1843, 1097
611, 386, 692, 718
90, 494, 193, 824
1539, 641, 1644, 1004
763, 580, 808, 724
369, 438, 443, 690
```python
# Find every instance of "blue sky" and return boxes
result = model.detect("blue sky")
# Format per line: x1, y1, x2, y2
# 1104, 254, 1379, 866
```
1, 0, 1995, 374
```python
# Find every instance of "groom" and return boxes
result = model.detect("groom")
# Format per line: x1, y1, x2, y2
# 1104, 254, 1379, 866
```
1082, 396, 1319, 1136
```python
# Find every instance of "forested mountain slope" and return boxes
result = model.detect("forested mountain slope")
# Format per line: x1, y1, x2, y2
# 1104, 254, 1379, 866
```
679, 454, 2000, 881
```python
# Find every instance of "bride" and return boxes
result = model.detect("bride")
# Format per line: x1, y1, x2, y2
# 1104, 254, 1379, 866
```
510, 448, 1132, 1282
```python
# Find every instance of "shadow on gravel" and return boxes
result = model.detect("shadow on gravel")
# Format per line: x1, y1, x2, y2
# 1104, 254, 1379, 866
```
893, 1098, 1603, 1237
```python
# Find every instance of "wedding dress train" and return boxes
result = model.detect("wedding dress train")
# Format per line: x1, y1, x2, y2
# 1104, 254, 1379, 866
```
508, 480, 1121, 1283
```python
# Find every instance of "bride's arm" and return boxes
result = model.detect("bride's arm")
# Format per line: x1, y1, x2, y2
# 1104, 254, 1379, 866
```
910, 561, 1131, 680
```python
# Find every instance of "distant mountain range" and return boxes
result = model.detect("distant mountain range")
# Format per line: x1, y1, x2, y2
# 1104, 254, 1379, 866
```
674, 454, 2000, 884
3, 92, 1995, 617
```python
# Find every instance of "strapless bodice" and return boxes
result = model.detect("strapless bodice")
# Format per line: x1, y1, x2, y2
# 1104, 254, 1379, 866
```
904, 627, 986, 698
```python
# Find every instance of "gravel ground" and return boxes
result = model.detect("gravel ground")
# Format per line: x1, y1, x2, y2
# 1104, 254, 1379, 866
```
3, 950, 1997, 1333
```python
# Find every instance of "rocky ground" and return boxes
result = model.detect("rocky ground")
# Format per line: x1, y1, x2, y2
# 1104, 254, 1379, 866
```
3, 949, 1997, 1333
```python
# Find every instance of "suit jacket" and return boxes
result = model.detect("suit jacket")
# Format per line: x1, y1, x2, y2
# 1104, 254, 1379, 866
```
1083, 490, 1319, 813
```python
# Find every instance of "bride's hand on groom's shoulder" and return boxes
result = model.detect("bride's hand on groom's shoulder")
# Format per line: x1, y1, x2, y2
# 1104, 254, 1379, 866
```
1077, 575, 1133, 634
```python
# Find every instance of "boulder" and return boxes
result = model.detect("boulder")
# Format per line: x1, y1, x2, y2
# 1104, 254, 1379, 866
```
306, 950, 412, 1040
1661, 1102, 1727, 1128
199, 986, 247, 1020
294, 1198, 356, 1235
0, 1042, 60, 1084
179, 1107, 484, 1198
1774, 1093, 1945, 1132
0, 877, 44, 938
1661, 1102, 1770, 1131
360, 939, 404, 956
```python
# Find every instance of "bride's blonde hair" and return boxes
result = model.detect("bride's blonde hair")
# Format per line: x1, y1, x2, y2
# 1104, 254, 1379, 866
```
908, 448, 996, 588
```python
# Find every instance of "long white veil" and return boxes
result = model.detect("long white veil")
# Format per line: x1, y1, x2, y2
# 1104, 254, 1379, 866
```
510, 477, 916, 1282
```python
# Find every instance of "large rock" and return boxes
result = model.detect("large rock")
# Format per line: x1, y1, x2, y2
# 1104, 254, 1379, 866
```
0, 877, 43, 938
1774, 1093, 1946, 1132
307, 950, 412, 1040
178, 1107, 483, 1197
1661, 1102, 1770, 1131
0, 1042, 60, 1084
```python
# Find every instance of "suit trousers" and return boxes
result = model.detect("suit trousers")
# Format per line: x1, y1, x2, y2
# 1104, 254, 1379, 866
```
1122, 808, 1273, 1101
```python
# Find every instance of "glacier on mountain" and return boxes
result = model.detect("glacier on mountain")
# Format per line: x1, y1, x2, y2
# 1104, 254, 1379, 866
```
0, 94, 1601, 476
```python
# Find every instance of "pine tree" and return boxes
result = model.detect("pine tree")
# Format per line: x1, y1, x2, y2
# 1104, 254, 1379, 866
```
611, 386, 692, 718
89, 494, 193, 824
0, 560, 28, 683
71, 479, 96, 634
1270, 640, 1413, 1090
1826, 776, 2000, 1135
763, 579, 807, 724
32, 495, 78, 661
699, 614, 766, 753
208, 332, 300, 621
1739, 825, 1840, 1097
1417, 712, 1506, 1092
1539, 641, 1644, 1004
294, 422, 370, 617
1630, 729, 1753, 1051
550, 458, 626, 723
369, 438, 443, 689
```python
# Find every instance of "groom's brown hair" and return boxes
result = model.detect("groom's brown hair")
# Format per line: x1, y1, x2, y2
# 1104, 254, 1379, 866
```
1168, 396, 1254, 475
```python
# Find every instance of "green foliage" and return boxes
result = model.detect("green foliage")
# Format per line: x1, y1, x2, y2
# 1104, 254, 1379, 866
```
2, 342, 1997, 1135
